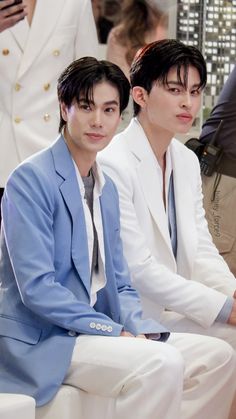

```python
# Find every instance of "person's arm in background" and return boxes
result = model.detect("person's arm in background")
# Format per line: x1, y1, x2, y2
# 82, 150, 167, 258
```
199, 64, 236, 157
0, 0, 27, 32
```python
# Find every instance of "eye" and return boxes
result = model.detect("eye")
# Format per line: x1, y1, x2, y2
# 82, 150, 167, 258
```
79, 104, 91, 111
191, 89, 201, 96
168, 87, 181, 94
105, 107, 117, 113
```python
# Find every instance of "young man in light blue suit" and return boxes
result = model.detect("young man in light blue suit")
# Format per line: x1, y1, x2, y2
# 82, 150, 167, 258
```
1, 57, 236, 419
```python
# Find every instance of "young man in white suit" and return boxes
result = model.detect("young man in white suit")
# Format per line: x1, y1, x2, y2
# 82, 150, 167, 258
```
1, 56, 236, 419
99, 39, 236, 349
0, 0, 99, 220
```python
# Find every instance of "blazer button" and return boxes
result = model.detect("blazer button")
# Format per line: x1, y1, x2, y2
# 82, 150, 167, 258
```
43, 113, 51, 122
14, 117, 22, 123
53, 49, 60, 56
15, 83, 21, 91
68, 330, 76, 337
101, 325, 107, 331
2, 49, 9, 55
43, 83, 50, 91
95, 323, 102, 330
90, 322, 96, 329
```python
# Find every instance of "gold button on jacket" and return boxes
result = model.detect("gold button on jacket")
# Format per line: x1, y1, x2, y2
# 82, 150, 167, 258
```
44, 83, 50, 91
15, 83, 21, 91
2, 49, 10, 56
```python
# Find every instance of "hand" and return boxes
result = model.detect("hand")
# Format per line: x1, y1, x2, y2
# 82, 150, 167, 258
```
227, 300, 236, 326
120, 331, 135, 337
0, 0, 27, 32
120, 331, 146, 339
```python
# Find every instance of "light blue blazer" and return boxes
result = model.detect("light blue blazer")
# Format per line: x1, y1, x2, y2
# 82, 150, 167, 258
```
0, 136, 168, 406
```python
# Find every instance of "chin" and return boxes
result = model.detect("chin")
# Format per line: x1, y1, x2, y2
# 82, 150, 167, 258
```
177, 125, 193, 134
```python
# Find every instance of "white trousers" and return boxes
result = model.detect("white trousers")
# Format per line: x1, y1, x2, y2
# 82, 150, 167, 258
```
64, 332, 236, 419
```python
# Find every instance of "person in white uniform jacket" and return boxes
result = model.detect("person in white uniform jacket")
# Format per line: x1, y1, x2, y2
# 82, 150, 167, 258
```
99, 39, 236, 351
0, 0, 99, 217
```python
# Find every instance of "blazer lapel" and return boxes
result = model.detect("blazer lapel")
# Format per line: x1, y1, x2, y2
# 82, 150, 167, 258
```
126, 120, 172, 249
170, 141, 196, 275
51, 136, 91, 295
9, 18, 29, 53
17, 0, 65, 78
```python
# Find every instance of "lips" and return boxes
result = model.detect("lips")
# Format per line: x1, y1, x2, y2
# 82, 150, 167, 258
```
86, 133, 105, 141
176, 113, 193, 122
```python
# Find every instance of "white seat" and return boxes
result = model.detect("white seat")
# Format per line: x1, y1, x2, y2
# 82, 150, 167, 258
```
36, 385, 113, 419
0, 393, 35, 419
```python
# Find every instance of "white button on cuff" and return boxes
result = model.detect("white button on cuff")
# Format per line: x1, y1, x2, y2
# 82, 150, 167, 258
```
101, 325, 107, 331
95, 323, 102, 330
90, 322, 96, 329
68, 330, 76, 337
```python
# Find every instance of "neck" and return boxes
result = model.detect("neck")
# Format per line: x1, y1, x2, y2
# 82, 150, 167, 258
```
63, 131, 95, 177
23, 0, 36, 26
137, 114, 173, 170
75, 158, 94, 177
72, 153, 94, 178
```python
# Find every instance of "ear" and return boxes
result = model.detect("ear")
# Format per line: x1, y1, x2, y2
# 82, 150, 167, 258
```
132, 86, 148, 109
60, 102, 68, 122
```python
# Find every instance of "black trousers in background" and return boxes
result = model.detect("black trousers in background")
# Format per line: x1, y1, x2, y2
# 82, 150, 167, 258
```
0, 188, 4, 225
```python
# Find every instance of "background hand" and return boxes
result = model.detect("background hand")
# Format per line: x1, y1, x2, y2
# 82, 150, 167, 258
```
0, 0, 27, 32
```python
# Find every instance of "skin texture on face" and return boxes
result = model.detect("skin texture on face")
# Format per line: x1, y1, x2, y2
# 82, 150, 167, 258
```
60, 81, 121, 176
133, 65, 202, 141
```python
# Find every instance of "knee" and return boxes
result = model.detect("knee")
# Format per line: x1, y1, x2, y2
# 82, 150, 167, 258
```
144, 342, 185, 383
207, 337, 236, 370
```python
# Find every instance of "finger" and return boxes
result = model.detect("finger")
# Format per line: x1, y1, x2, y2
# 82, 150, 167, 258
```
120, 331, 134, 337
3, 4, 27, 18
0, 0, 15, 11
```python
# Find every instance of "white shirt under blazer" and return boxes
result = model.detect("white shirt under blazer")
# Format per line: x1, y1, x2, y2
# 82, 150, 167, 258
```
99, 118, 236, 329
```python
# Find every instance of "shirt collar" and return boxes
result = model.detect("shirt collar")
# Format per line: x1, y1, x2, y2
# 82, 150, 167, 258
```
72, 160, 105, 199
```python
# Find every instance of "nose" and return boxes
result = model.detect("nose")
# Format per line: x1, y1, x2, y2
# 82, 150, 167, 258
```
181, 92, 192, 109
90, 110, 103, 127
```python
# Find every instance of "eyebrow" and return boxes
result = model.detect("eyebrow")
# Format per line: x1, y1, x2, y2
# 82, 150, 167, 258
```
166, 80, 201, 89
79, 99, 119, 106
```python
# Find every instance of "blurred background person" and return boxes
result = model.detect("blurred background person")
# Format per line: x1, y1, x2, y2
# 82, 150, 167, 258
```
106, 0, 168, 80
0, 0, 99, 222
106, 0, 168, 130
0, 0, 27, 32
199, 64, 236, 276
91, 0, 113, 44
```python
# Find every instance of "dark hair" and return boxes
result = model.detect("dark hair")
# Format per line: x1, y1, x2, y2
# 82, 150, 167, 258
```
57, 56, 130, 132
130, 39, 207, 116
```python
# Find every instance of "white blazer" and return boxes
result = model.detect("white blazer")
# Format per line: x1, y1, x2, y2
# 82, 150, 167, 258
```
0, 0, 99, 186
99, 118, 236, 328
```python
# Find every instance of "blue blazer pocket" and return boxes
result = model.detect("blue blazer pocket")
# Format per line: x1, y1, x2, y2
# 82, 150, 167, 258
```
0, 315, 42, 345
